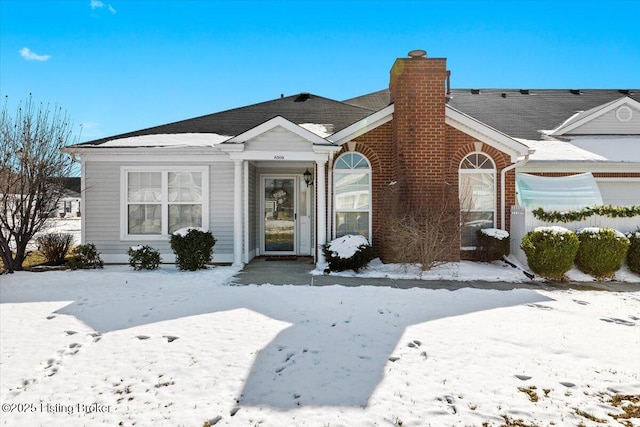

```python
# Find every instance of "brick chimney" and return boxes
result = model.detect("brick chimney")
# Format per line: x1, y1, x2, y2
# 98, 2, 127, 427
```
389, 50, 450, 205
388, 50, 460, 261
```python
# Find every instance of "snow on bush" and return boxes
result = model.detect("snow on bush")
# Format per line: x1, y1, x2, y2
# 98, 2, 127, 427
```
575, 227, 630, 279
172, 227, 207, 237
476, 228, 510, 261
322, 235, 374, 272
480, 228, 509, 240
521, 227, 579, 280
170, 228, 216, 271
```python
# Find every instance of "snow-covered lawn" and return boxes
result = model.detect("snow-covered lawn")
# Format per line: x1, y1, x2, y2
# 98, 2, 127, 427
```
1, 265, 639, 427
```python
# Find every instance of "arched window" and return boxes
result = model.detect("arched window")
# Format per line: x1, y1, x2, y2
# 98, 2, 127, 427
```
459, 152, 496, 248
334, 152, 371, 240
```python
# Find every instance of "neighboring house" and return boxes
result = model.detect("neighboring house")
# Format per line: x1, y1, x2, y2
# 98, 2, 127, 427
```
54, 177, 81, 218
63, 50, 640, 266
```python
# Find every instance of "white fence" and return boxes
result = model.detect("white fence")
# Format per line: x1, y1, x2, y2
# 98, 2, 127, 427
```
510, 206, 640, 266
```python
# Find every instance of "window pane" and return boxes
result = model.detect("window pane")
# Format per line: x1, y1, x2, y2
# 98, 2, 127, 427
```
128, 204, 161, 234
168, 172, 202, 202
460, 211, 494, 247
335, 211, 369, 240
128, 172, 161, 202
169, 204, 202, 234
461, 153, 494, 170
460, 173, 494, 211
335, 172, 370, 210
335, 153, 369, 169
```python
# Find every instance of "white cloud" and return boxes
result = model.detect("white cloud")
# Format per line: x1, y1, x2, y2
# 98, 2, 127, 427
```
90, 0, 116, 14
19, 47, 51, 62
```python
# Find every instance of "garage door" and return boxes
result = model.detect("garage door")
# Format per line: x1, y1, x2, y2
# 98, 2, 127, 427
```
597, 181, 640, 206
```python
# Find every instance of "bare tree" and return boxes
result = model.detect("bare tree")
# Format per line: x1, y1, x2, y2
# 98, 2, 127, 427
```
382, 180, 460, 271
0, 95, 77, 273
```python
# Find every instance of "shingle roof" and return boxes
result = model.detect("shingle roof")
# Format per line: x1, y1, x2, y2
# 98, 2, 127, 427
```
344, 89, 640, 140
77, 88, 640, 147
77, 93, 374, 146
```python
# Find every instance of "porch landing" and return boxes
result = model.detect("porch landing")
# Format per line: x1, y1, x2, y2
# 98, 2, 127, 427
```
230, 257, 640, 292
232, 257, 316, 285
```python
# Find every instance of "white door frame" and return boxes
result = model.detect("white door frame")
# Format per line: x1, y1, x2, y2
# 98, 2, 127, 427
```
260, 175, 299, 255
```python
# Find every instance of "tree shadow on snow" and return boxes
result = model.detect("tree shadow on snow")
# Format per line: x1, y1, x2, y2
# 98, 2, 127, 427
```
0, 268, 552, 409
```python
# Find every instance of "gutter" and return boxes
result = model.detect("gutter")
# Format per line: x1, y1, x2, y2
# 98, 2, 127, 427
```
500, 151, 532, 230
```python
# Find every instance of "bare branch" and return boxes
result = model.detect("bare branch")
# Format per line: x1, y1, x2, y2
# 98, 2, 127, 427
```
0, 94, 78, 272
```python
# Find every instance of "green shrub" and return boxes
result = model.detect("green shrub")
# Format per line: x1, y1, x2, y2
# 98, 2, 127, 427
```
36, 233, 74, 264
169, 228, 216, 271
68, 243, 104, 270
322, 235, 374, 272
575, 227, 630, 279
127, 245, 161, 270
521, 226, 579, 280
627, 229, 640, 274
476, 228, 510, 261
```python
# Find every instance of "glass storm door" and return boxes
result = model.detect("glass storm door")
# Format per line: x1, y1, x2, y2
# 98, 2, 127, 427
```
263, 177, 296, 253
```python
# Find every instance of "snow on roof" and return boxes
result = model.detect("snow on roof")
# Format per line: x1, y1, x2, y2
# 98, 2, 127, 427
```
516, 138, 607, 162
298, 123, 333, 138
99, 133, 233, 148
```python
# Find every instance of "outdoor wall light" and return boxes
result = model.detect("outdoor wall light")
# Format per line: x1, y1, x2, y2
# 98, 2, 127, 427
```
303, 168, 314, 187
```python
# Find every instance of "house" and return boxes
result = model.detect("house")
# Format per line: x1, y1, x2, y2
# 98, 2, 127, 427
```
54, 177, 81, 218
63, 50, 640, 266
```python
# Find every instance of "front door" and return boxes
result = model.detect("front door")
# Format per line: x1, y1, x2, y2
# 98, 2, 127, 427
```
262, 177, 296, 254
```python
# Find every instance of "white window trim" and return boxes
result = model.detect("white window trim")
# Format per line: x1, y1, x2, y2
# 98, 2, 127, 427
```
459, 152, 497, 250
120, 166, 209, 241
332, 153, 373, 242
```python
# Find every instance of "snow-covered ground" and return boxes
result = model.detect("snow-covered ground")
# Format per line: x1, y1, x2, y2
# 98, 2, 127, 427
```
1, 264, 639, 427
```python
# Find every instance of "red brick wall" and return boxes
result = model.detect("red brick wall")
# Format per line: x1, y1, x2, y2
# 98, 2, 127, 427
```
389, 56, 449, 206
336, 122, 394, 257
330, 53, 525, 262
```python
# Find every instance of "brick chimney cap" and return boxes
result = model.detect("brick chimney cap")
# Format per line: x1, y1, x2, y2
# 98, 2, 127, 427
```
408, 49, 426, 58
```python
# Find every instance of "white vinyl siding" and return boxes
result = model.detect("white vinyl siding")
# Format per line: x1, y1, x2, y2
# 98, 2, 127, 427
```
83, 160, 234, 261
245, 126, 314, 152
571, 105, 640, 135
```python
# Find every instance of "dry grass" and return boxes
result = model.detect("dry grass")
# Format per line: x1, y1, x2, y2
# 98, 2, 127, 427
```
518, 386, 539, 402
574, 408, 607, 423
609, 394, 640, 421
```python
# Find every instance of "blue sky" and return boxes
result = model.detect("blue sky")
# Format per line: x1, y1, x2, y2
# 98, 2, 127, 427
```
1, 0, 639, 142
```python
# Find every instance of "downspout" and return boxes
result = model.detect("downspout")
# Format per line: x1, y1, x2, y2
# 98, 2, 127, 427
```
500, 153, 530, 230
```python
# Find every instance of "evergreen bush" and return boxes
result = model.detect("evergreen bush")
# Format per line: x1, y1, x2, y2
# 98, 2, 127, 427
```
322, 235, 374, 272
575, 228, 630, 279
521, 226, 579, 280
127, 245, 161, 270
626, 229, 640, 274
36, 233, 73, 264
476, 228, 510, 261
169, 228, 216, 271
68, 243, 104, 270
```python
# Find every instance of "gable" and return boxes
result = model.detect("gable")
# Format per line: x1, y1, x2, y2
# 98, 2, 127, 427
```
244, 125, 314, 152
551, 97, 640, 136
